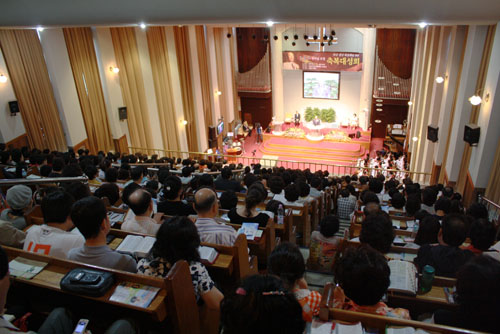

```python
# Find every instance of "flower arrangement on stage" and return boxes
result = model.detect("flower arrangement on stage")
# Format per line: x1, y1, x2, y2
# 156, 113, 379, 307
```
284, 127, 306, 138
325, 130, 352, 142
304, 107, 336, 123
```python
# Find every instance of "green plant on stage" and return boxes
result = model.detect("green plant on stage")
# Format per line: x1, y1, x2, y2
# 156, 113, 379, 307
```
304, 107, 336, 122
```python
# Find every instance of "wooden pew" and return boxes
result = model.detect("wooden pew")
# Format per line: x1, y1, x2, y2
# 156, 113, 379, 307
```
319, 283, 480, 334
24, 204, 44, 226
3, 246, 201, 334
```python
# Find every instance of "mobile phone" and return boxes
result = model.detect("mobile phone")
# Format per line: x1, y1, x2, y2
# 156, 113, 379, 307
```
73, 319, 89, 334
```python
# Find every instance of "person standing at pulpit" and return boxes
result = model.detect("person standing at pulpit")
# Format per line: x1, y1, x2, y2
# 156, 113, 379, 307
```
312, 115, 321, 126
350, 113, 359, 129
294, 111, 301, 127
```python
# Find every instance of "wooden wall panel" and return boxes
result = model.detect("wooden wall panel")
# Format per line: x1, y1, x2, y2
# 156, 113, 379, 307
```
370, 98, 408, 138
6, 133, 29, 150
239, 92, 273, 129
73, 138, 89, 152
113, 135, 129, 154
236, 28, 269, 73
376, 29, 416, 79
430, 161, 441, 186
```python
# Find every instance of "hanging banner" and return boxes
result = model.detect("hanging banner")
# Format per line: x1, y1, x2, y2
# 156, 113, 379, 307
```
282, 51, 362, 71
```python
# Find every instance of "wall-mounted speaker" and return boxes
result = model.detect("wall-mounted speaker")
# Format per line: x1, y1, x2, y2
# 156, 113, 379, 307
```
118, 107, 127, 121
427, 125, 439, 142
464, 124, 480, 146
208, 126, 217, 141
8, 101, 19, 115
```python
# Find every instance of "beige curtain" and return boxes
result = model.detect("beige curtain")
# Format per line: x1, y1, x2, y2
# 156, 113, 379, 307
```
195, 26, 214, 131
110, 27, 154, 150
174, 26, 199, 152
485, 139, 500, 204
228, 28, 240, 119
213, 28, 229, 124
63, 27, 114, 153
146, 26, 180, 151
0, 29, 67, 151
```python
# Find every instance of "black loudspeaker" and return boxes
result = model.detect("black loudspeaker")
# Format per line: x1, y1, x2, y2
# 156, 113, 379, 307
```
208, 138, 218, 148
8, 101, 19, 115
356, 131, 361, 139
464, 124, 480, 146
208, 126, 217, 141
118, 107, 127, 120
427, 125, 439, 142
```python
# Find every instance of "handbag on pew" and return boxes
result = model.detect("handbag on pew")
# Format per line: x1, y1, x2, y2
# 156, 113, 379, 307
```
60, 268, 115, 297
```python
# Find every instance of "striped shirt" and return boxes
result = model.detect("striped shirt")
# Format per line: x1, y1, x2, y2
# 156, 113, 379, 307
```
195, 218, 237, 246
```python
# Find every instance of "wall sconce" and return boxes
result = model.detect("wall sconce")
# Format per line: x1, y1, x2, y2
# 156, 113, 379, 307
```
408, 101, 413, 106
109, 66, 120, 74
215, 90, 222, 96
469, 95, 482, 106
139, 23, 147, 29
180, 119, 188, 125
435, 76, 444, 84
412, 136, 419, 142
0, 74, 7, 83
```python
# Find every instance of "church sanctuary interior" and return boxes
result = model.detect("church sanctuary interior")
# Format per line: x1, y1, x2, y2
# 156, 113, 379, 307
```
0, 0, 499, 333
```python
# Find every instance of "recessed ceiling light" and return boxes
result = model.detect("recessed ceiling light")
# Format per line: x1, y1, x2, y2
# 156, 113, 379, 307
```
376, 108, 383, 111
378, 87, 385, 90
408, 101, 413, 106
419, 22, 428, 28
376, 99, 383, 102
469, 95, 482, 105
412, 136, 419, 142
36, 26, 44, 32
376, 104, 383, 107
435, 76, 444, 84
378, 77, 385, 80
140, 23, 146, 29
375, 119, 382, 123
394, 92, 401, 95
393, 83, 400, 86
266, 20, 274, 27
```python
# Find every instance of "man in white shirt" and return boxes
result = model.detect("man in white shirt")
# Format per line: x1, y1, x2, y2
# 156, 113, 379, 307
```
194, 188, 237, 246
24, 190, 84, 259
121, 189, 163, 235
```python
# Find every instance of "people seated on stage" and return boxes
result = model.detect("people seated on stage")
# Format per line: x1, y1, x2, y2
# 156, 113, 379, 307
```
24, 190, 84, 259
215, 167, 243, 192
69, 196, 137, 273
312, 115, 321, 126
219, 190, 238, 210
294, 110, 301, 127
333, 245, 410, 319
220, 275, 305, 334
268, 242, 322, 322
414, 214, 474, 278
308, 215, 342, 272
433, 255, 500, 333
421, 187, 438, 214
349, 113, 359, 129
157, 176, 196, 216
194, 188, 237, 246
0, 245, 137, 334
337, 188, 356, 220
122, 189, 163, 235
137, 216, 224, 309
461, 218, 496, 255
359, 213, 395, 254
228, 183, 271, 228
1, 185, 32, 230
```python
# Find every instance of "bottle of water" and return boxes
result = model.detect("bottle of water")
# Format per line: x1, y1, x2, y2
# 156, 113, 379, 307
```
277, 204, 284, 225
411, 220, 419, 238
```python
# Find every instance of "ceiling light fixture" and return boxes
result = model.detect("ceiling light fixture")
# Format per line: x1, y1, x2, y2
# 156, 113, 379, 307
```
469, 95, 482, 106
181, 120, 188, 125
408, 101, 413, 106
215, 90, 222, 96
266, 20, 274, 27
435, 76, 444, 84
109, 66, 119, 74
140, 23, 146, 29
36, 26, 44, 32
419, 22, 428, 28
412, 136, 419, 142
0, 74, 7, 83
375, 119, 382, 123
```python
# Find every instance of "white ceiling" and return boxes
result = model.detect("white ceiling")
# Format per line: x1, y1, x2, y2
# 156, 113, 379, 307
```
1, 0, 499, 28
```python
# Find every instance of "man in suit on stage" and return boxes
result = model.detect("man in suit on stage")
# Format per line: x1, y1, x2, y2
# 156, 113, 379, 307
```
294, 111, 301, 127
312, 115, 321, 126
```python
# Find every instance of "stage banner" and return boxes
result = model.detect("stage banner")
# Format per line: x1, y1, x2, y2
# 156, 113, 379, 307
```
282, 51, 363, 71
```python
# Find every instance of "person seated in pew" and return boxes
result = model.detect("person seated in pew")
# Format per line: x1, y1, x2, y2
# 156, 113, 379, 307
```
24, 190, 84, 259
405, 194, 421, 217
137, 216, 224, 309
296, 181, 313, 204
0, 219, 26, 248
228, 183, 271, 228
308, 177, 323, 199
0, 246, 137, 334
180, 166, 194, 185
337, 188, 356, 220
461, 218, 496, 255
63, 182, 91, 202
269, 175, 286, 199
157, 176, 196, 216
68, 197, 137, 273
194, 188, 237, 246
219, 190, 238, 210
268, 242, 322, 322
414, 214, 474, 278
413, 215, 441, 246
264, 199, 284, 216
333, 245, 410, 319
279, 183, 305, 207
433, 255, 500, 332
308, 215, 342, 272
434, 197, 451, 219
220, 274, 305, 334
1, 185, 33, 230
215, 167, 243, 192
198, 173, 215, 190
84, 165, 102, 186
388, 191, 405, 213
421, 187, 438, 215
358, 213, 395, 254
121, 189, 163, 235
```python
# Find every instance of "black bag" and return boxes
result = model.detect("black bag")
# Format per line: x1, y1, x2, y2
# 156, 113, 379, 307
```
60, 268, 115, 297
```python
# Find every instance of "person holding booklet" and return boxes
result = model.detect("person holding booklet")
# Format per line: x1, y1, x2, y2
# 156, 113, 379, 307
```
137, 216, 223, 310
121, 189, 163, 235
228, 183, 271, 228
333, 245, 411, 319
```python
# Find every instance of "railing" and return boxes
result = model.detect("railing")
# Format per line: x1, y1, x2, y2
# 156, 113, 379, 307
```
127, 146, 431, 184
0, 176, 89, 187
478, 195, 500, 225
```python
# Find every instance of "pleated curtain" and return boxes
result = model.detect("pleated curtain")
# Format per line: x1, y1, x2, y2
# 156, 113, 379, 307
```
63, 27, 114, 153
0, 29, 67, 151
213, 28, 229, 124
110, 27, 154, 150
145, 26, 180, 151
195, 26, 214, 131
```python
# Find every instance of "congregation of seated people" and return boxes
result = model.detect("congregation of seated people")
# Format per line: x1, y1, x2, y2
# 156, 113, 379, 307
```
0, 145, 499, 333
